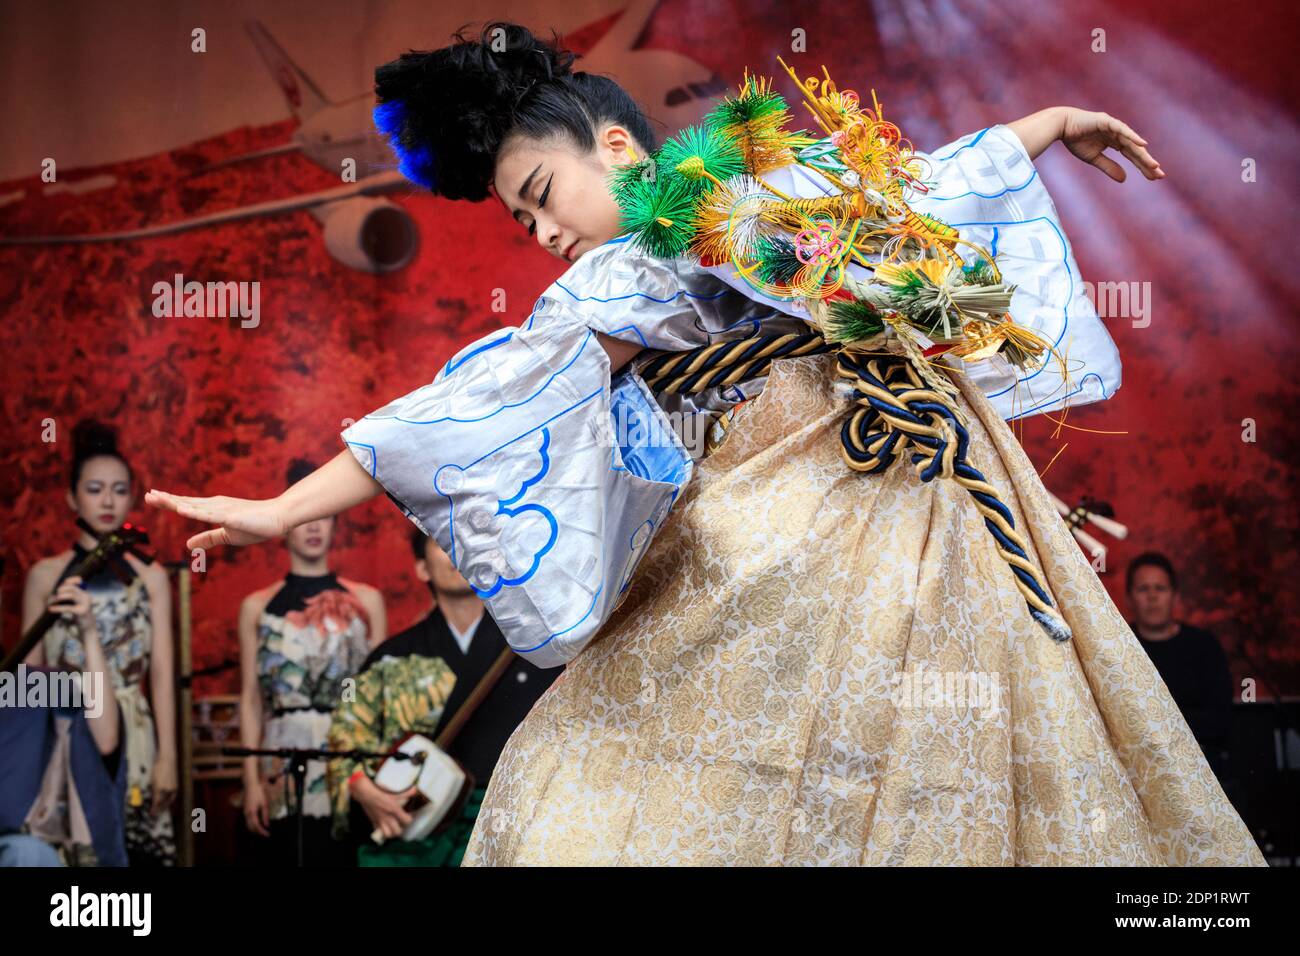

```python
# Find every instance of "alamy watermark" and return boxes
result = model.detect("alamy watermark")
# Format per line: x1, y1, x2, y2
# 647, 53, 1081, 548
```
596, 400, 715, 452
0, 665, 105, 718
151, 273, 260, 328
50, 886, 151, 935
1081, 280, 1152, 328
889, 664, 1003, 715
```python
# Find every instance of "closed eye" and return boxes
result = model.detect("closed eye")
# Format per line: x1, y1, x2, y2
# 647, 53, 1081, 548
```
526, 174, 554, 236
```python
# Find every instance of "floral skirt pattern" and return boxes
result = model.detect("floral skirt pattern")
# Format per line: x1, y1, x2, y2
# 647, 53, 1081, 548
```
462, 354, 1267, 866
119, 686, 176, 866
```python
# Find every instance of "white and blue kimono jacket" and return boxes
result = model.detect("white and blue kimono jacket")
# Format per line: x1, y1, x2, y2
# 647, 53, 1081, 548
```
341, 124, 1120, 667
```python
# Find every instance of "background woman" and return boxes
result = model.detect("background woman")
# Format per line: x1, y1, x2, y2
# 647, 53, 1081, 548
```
22, 419, 177, 866
235, 458, 385, 867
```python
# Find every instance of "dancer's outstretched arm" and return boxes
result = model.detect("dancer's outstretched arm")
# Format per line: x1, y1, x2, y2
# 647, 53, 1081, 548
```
1006, 105, 1164, 179
145, 449, 382, 551
146, 333, 641, 552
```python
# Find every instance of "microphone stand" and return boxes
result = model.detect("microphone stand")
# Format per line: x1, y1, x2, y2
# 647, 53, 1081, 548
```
1228, 643, 1296, 866
222, 746, 416, 867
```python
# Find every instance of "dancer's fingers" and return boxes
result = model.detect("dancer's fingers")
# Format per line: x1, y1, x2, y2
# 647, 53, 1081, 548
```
1115, 137, 1162, 177
173, 501, 210, 524
1105, 113, 1146, 146
186, 528, 230, 551
179, 499, 216, 522
1090, 152, 1127, 183
146, 489, 205, 518
145, 489, 178, 512
1100, 114, 1163, 178
148, 489, 219, 525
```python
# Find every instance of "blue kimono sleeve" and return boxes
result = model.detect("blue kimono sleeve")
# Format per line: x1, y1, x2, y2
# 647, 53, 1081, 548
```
340, 317, 694, 668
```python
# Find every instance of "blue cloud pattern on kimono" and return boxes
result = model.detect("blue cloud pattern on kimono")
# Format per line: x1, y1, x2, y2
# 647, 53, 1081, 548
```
435, 428, 560, 599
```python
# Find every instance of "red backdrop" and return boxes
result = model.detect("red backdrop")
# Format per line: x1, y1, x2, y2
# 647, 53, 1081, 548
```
2, 0, 1296, 697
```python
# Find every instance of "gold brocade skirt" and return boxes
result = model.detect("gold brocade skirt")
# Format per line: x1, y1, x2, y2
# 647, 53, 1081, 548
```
462, 353, 1267, 866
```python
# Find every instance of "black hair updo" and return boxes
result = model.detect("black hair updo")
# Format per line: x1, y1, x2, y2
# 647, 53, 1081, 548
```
69, 419, 133, 493
373, 20, 658, 201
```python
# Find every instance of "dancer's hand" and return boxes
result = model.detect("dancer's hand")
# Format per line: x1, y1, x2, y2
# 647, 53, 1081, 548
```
1059, 107, 1164, 182
145, 489, 288, 550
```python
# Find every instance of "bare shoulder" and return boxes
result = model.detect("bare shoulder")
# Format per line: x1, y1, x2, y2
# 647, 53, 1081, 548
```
25, 552, 71, 590
134, 557, 170, 590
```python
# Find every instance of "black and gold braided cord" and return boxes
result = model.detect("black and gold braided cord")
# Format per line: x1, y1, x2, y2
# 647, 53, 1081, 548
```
640, 330, 1072, 643
639, 331, 832, 395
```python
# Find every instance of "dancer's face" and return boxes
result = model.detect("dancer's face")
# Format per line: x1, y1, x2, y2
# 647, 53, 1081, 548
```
68, 456, 131, 534
493, 123, 642, 265
1128, 565, 1176, 629
286, 517, 334, 561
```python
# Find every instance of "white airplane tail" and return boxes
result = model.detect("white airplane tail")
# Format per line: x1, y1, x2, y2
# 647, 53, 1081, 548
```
245, 19, 331, 122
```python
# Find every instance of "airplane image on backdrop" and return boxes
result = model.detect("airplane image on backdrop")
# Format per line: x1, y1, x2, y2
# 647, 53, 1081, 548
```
0, 2, 723, 274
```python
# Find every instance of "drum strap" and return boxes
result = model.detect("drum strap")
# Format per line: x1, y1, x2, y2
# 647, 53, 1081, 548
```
434, 647, 517, 750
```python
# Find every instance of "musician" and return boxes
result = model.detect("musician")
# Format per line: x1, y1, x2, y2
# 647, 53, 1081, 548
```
236, 458, 386, 866
326, 529, 559, 866
20, 419, 176, 866
1, 575, 127, 866
1127, 551, 1235, 780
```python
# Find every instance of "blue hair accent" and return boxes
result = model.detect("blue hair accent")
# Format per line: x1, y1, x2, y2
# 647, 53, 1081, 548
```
373, 100, 437, 190
373, 99, 405, 137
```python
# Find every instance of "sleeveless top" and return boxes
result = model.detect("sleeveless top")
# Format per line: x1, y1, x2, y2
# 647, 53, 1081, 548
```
44, 543, 151, 690
42, 541, 177, 865
256, 571, 372, 820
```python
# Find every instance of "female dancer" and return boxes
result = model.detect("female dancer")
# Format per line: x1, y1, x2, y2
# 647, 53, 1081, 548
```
23, 419, 177, 866
148, 23, 1265, 865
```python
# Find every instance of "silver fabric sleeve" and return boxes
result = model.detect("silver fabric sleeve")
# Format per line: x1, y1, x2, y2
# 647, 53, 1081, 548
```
340, 241, 805, 666
341, 320, 693, 667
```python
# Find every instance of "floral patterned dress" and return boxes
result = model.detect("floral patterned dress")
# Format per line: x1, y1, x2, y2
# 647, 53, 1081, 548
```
44, 543, 176, 866
256, 572, 372, 821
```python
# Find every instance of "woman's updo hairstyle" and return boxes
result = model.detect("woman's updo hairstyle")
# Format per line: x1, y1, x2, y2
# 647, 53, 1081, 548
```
373, 20, 658, 201
69, 419, 133, 492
